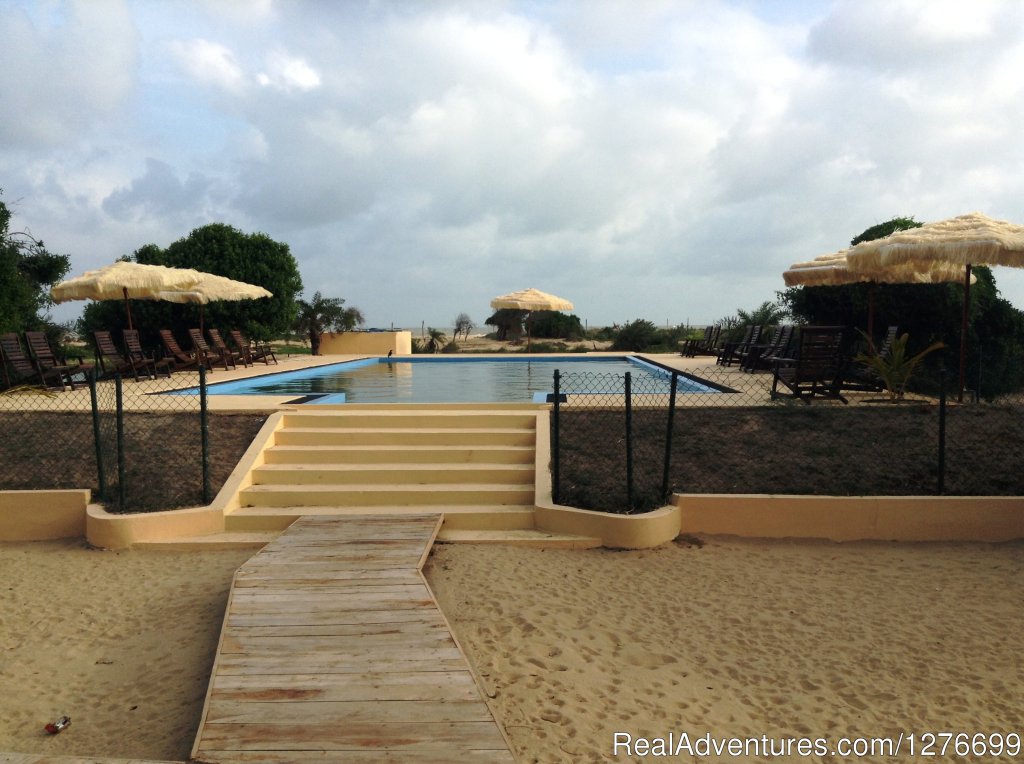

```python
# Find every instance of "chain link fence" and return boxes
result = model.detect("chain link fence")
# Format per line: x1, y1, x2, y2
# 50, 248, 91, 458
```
1, 368, 268, 513
552, 361, 1024, 514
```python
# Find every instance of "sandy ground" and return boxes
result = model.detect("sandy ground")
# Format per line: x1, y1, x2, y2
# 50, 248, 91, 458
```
2, 536, 1022, 762
0, 540, 253, 760
424, 539, 1024, 763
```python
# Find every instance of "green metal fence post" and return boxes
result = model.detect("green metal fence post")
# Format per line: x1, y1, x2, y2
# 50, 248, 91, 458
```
937, 367, 947, 494
625, 371, 633, 510
552, 369, 561, 505
115, 372, 125, 509
88, 367, 106, 501
661, 371, 678, 501
200, 365, 211, 504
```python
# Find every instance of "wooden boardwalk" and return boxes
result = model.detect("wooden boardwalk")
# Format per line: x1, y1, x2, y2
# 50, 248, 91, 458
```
192, 514, 514, 763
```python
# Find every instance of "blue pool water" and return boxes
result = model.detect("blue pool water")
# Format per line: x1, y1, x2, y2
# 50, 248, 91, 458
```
193, 356, 719, 404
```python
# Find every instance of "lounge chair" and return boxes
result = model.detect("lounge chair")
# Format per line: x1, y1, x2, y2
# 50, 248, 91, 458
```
25, 331, 94, 388
1, 332, 72, 390
229, 330, 278, 365
770, 326, 848, 404
188, 328, 232, 370
718, 325, 762, 367
123, 330, 174, 379
94, 330, 150, 382
740, 324, 794, 372
679, 327, 712, 357
159, 329, 201, 371
207, 328, 246, 367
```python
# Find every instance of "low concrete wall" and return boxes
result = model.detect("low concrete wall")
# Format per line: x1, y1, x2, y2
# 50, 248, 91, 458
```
675, 494, 1024, 542
86, 503, 225, 549
319, 331, 412, 355
85, 413, 288, 549
0, 489, 90, 541
533, 409, 681, 549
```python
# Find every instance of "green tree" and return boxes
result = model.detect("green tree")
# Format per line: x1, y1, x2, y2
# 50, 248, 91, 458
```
485, 309, 525, 341
530, 311, 585, 340
736, 300, 788, 327
293, 292, 365, 355
0, 194, 70, 335
453, 312, 474, 340
81, 223, 303, 344
611, 319, 658, 351
424, 327, 448, 353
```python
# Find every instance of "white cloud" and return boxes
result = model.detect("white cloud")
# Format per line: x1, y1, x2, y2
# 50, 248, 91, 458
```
257, 50, 321, 92
167, 38, 247, 92
7, 0, 1024, 329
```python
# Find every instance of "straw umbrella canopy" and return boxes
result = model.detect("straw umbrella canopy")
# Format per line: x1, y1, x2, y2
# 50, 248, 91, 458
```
490, 288, 574, 350
156, 273, 273, 331
845, 212, 1024, 399
51, 261, 204, 329
784, 250, 975, 337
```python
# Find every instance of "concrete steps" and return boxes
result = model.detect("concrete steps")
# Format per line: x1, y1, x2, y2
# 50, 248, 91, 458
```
264, 444, 536, 465
226, 407, 548, 535
250, 462, 535, 485
225, 505, 537, 532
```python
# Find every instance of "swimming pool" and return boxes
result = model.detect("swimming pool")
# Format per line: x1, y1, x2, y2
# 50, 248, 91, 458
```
192, 356, 719, 404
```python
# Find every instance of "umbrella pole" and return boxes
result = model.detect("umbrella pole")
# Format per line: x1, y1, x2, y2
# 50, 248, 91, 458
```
958, 263, 972, 403
123, 287, 133, 331
867, 284, 876, 340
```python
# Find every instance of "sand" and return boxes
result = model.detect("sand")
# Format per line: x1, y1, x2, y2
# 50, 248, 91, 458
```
0, 539, 253, 760
424, 538, 1024, 763
2, 536, 1022, 762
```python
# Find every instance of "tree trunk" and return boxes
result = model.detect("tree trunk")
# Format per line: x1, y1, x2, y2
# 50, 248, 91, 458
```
309, 330, 321, 356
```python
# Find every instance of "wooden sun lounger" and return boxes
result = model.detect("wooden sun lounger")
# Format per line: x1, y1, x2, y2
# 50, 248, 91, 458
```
770, 325, 848, 404
230, 329, 278, 365
1, 332, 72, 390
159, 329, 201, 371
25, 330, 93, 389
189, 328, 232, 370
123, 329, 174, 379
718, 325, 762, 367
208, 328, 246, 367
94, 330, 151, 382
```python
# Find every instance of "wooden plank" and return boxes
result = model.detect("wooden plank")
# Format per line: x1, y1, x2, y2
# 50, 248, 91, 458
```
210, 670, 481, 702
193, 515, 511, 763
197, 721, 509, 751
226, 609, 447, 627
191, 746, 513, 763
229, 583, 430, 599
221, 629, 455, 654
215, 652, 467, 675
205, 698, 495, 725
221, 619, 451, 639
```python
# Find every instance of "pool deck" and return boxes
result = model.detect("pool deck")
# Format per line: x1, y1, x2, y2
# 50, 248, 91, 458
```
191, 513, 514, 762
1, 352, 785, 413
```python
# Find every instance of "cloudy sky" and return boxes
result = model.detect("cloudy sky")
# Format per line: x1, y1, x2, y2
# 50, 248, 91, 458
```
4, 0, 1024, 331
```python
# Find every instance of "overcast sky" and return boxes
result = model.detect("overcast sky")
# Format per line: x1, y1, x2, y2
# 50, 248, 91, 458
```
4, 0, 1024, 331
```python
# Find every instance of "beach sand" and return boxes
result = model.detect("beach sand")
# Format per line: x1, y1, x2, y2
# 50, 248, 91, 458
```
1, 536, 1022, 762
0, 539, 253, 760
424, 538, 1024, 763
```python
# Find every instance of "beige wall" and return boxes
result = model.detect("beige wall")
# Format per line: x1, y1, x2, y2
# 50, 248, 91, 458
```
0, 490, 89, 541
319, 331, 412, 355
676, 494, 1024, 542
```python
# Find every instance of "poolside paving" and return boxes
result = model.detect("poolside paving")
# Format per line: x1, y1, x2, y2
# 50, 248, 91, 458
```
191, 513, 514, 762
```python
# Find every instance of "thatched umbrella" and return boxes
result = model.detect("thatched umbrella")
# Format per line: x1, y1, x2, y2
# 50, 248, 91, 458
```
490, 288, 574, 350
784, 249, 975, 337
845, 212, 1024, 399
51, 261, 203, 329
156, 273, 273, 331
